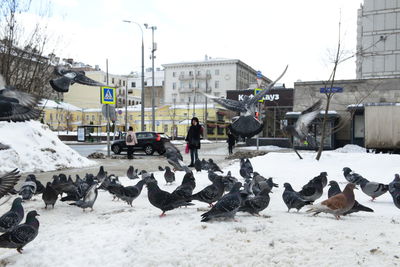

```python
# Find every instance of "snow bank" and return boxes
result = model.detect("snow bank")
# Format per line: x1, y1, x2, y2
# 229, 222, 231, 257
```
335, 144, 367, 153
0, 121, 96, 173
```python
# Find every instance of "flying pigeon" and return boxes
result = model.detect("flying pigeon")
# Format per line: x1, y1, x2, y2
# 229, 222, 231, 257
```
163, 141, 190, 173
307, 183, 357, 219
49, 66, 105, 93
69, 183, 98, 211
190, 177, 225, 207
164, 166, 175, 185
328, 180, 373, 215
0, 198, 24, 232
238, 188, 271, 216
202, 66, 288, 138
282, 183, 312, 212
0, 210, 39, 254
0, 79, 41, 122
389, 174, 400, 209
0, 169, 21, 199
200, 182, 247, 222
283, 99, 322, 147
42, 182, 58, 209
145, 179, 194, 217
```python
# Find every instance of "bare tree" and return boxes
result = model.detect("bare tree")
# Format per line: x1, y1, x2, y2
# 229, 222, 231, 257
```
167, 99, 177, 140
0, 0, 56, 98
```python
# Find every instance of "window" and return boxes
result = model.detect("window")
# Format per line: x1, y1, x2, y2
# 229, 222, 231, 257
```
180, 71, 184, 76
215, 81, 219, 88
99, 115, 102, 121
197, 70, 201, 76
129, 115, 133, 120
215, 69, 220, 75
86, 115, 89, 121
217, 126, 224, 135
144, 81, 147, 86
123, 81, 126, 86
103, 76, 106, 82
119, 80, 121, 86
164, 125, 168, 133
173, 82, 176, 90
189, 71, 193, 76
131, 82, 136, 87
112, 77, 115, 84
188, 96, 191, 102
50, 114, 53, 120
207, 127, 214, 135
189, 82, 192, 89
180, 82, 184, 88
92, 115, 95, 121
172, 72, 176, 77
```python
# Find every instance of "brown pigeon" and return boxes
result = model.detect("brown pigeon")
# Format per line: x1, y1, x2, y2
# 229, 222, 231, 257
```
306, 183, 357, 220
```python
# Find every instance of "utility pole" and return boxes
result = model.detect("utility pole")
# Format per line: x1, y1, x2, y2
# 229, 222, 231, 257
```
204, 70, 209, 139
145, 24, 157, 131
106, 59, 110, 157
192, 67, 196, 117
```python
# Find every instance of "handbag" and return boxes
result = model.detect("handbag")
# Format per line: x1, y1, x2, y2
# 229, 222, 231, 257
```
185, 143, 189, 154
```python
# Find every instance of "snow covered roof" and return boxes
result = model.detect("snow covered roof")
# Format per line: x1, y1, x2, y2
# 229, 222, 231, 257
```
39, 99, 81, 111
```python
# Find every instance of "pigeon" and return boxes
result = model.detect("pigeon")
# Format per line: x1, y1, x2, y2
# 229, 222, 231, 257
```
164, 166, 175, 185
194, 159, 202, 172
356, 177, 389, 201
389, 174, 400, 209
282, 183, 312, 212
208, 159, 223, 173
328, 180, 373, 215
42, 182, 58, 209
221, 171, 239, 192
190, 177, 225, 207
238, 188, 271, 215
307, 183, 357, 219
0, 210, 39, 254
171, 172, 196, 201
127, 166, 139, 180
244, 159, 253, 174
0, 169, 21, 198
298, 177, 324, 202
208, 170, 223, 183
158, 166, 164, 171
239, 158, 252, 179
342, 167, 366, 185
200, 182, 247, 222
49, 66, 105, 93
163, 141, 190, 173
0, 143, 10, 150
311, 172, 328, 188
283, 99, 322, 147
202, 66, 288, 138
201, 159, 210, 171
19, 178, 37, 201
95, 166, 107, 183
0, 198, 24, 232
145, 179, 194, 217
69, 183, 98, 211
0, 80, 41, 122
118, 179, 146, 206
26, 175, 45, 195
251, 172, 278, 195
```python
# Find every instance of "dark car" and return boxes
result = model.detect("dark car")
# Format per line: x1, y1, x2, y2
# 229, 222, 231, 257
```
111, 131, 169, 155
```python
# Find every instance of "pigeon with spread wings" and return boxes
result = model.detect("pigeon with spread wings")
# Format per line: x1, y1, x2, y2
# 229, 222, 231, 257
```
201, 66, 288, 138
49, 66, 105, 93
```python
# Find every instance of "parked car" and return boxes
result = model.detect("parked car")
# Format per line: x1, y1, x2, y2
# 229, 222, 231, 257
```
111, 131, 169, 155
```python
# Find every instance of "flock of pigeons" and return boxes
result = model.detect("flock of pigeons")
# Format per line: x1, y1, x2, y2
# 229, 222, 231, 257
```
0, 157, 399, 254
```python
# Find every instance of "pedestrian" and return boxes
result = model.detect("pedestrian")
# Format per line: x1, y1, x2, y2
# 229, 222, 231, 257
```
126, 126, 138, 159
227, 130, 235, 155
185, 117, 203, 167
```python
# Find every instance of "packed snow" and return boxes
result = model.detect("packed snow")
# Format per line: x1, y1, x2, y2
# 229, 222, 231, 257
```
0, 121, 96, 173
0, 148, 399, 266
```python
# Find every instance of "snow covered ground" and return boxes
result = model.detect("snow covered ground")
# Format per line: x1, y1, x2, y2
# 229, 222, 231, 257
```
0, 146, 399, 266
0, 121, 96, 173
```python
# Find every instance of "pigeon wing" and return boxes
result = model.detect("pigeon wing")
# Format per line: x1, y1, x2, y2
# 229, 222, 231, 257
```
249, 65, 288, 105
294, 109, 320, 137
0, 89, 39, 108
74, 73, 105, 87
0, 169, 21, 198
201, 93, 246, 113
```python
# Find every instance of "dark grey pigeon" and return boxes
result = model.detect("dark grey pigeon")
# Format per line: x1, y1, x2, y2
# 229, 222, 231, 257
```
311, 172, 328, 188
244, 159, 253, 174
328, 180, 373, 215
200, 182, 247, 222
95, 166, 107, 183
49, 66, 105, 93
42, 182, 58, 209
208, 170, 223, 183
171, 172, 196, 201
282, 183, 312, 212
127, 166, 139, 180
194, 159, 202, 172
0, 210, 39, 254
69, 183, 98, 211
118, 179, 146, 206
201, 159, 210, 171
190, 177, 225, 207
145, 179, 194, 217
342, 167, 366, 185
283, 99, 322, 147
238, 188, 271, 215
389, 174, 400, 209
202, 66, 288, 138
158, 166, 164, 171
0, 143, 10, 150
26, 175, 44, 195
164, 166, 175, 185
0, 169, 21, 198
0, 198, 24, 232
208, 159, 223, 173
221, 171, 238, 192
298, 177, 324, 202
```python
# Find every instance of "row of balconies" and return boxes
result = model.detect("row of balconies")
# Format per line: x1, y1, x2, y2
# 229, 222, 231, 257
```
178, 73, 212, 81
178, 87, 212, 93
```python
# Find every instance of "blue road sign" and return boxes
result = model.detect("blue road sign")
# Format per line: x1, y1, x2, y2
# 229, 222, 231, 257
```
101, 87, 116, 104
320, 87, 343, 93
256, 71, 262, 78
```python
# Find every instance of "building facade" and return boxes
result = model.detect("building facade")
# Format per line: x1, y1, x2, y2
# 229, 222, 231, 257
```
356, 0, 400, 79
162, 57, 272, 106
127, 68, 164, 107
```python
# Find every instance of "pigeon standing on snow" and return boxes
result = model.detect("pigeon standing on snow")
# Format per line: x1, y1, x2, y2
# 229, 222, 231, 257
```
238, 188, 271, 216
358, 178, 389, 201
0, 169, 21, 199
164, 166, 175, 185
389, 174, 400, 209
208, 159, 223, 173
95, 166, 107, 183
282, 183, 312, 212
49, 66, 105, 93
328, 180, 373, 215
201, 66, 288, 138
190, 177, 225, 207
19, 177, 37, 201
307, 183, 357, 219
0, 210, 39, 254
0, 198, 24, 232
171, 172, 196, 201
200, 182, 247, 222
127, 166, 139, 180
26, 175, 45, 195
298, 177, 324, 203
42, 182, 58, 209
117, 179, 146, 207
69, 183, 98, 211
283, 99, 322, 148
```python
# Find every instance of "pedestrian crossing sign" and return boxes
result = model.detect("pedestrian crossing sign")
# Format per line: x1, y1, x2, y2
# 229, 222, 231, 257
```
100, 87, 116, 104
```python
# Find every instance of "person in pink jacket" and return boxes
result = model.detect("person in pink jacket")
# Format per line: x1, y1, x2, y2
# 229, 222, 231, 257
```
126, 126, 138, 159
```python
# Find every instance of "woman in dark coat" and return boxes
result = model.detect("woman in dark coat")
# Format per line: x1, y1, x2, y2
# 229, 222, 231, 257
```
185, 117, 203, 167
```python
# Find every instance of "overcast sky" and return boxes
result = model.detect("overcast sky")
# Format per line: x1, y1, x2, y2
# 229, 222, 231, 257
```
23, 0, 363, 87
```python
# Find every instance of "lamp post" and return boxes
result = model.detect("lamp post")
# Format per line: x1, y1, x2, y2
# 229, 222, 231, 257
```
144, 24, 157, 132
122, 20, 145, 131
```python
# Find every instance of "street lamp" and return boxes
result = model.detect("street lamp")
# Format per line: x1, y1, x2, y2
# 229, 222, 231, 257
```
144, 23, 157, 132
122, 19, 145, 131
